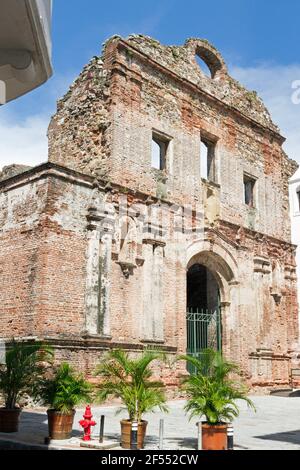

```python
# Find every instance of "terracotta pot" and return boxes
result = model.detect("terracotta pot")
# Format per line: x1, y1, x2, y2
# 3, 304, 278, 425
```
202, 423, 228, 450
120, 419, 148, 449
0, 408, 21, 433
47, 409, 75, 440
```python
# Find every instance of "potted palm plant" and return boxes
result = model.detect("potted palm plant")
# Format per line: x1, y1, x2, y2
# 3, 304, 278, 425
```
181, 349, 255, 451
39, 362, 92, 440
95, 349, 169, 449
0, 340, 52, 433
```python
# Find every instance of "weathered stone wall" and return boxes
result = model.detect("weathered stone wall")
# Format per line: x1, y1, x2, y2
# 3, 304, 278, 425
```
0, 166, 91, 339
48, 35, 297, 240
0, 164, 32, 182
1, 162, 298, 390
1, 34, 299, 392
0, 173, 48, 338
48, 58, 111, 177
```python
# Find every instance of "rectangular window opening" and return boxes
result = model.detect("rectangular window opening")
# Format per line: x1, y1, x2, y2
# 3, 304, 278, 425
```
151, 133, 169, 170
244, 175, 256, 207
200, 138, 216, 183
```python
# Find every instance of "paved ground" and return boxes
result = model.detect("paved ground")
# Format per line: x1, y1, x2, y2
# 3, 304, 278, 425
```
1, 396, 300, 450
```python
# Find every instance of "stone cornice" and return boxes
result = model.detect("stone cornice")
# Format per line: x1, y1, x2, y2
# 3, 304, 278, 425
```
219, 219, 297, 251
42, 336, 178, 353
0, 161, 295, 250
0, 161, 95, 191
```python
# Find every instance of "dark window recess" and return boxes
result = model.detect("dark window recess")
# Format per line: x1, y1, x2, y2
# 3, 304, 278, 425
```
200, 138, 216, 183
244, 176, 256, 207
151, 134, 168, 170
297, 189, 300, 212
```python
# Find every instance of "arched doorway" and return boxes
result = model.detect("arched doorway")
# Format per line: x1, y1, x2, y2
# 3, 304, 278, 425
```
186, 264, 222, 370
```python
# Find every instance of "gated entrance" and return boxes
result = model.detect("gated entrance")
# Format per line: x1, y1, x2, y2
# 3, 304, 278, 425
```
186, 264, 222, 372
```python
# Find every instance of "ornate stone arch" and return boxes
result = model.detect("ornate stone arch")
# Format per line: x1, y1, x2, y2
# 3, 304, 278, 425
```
186, 239, 238, 305
185, 38, 228, 80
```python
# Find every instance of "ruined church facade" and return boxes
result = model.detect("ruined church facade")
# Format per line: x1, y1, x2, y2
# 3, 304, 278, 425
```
0, 35, 299, 391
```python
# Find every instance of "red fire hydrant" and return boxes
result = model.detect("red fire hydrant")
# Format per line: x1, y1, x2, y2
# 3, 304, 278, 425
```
79, 406, 97, 441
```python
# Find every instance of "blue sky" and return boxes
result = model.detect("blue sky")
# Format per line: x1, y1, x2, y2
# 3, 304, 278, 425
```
1, 0, 300, 169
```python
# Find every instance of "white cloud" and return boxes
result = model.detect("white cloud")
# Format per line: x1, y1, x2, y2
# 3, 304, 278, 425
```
0, 71, 77, 172
230, 63, 300, 164
0, 112, 49, 171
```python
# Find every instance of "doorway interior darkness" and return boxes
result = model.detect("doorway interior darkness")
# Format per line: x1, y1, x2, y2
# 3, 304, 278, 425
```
187, 263, 220, 312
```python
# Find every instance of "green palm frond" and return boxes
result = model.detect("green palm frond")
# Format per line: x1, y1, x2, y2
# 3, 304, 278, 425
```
180, 349, 256, 425
39, 363, 92, 414
95, 349, 169, 422
0, 340, 53, 409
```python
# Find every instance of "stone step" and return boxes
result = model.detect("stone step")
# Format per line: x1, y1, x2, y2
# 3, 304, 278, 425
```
80, 440, 120, 450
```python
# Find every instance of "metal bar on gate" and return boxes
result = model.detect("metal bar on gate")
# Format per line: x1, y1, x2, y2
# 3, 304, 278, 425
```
193, 310, 197, 373
186, 306, 222, 375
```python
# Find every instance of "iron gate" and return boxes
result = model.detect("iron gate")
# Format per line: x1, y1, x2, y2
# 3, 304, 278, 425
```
186, 308, 222, 374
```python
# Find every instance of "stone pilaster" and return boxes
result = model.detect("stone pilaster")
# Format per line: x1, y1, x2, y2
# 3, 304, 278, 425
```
83, 203, 114, 338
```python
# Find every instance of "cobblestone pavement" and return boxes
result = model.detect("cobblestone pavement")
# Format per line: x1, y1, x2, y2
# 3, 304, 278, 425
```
0, 397, 300, 450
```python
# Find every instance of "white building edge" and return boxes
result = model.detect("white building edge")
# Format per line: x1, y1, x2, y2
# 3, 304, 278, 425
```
0, 0, 53, 104
290, 167, 300, 342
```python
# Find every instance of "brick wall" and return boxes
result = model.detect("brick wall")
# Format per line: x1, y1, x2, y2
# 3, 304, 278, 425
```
1, 34, 299, 392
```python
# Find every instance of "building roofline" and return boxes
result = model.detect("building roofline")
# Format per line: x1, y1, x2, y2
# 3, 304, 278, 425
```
0, 161, 95, 191
114, 38, 286, 145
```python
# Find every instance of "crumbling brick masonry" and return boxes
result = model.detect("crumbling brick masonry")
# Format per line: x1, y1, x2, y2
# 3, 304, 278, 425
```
0, 35, 299, 392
